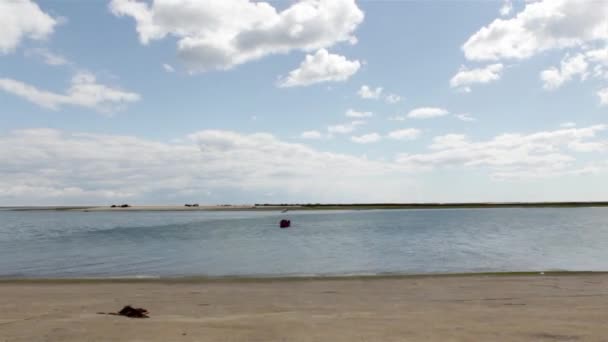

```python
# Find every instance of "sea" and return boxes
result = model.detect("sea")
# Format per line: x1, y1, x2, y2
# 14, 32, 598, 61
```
1, 208, 607, 278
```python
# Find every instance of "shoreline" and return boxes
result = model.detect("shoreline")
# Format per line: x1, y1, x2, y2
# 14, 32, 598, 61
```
3, 272, 608, 341
1, 270, 605, 283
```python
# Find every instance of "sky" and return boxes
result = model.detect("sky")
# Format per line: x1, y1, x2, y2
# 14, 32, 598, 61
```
0, 0, 607, 205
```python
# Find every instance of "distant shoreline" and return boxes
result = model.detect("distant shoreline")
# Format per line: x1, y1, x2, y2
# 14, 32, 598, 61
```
3, 201, 608, 212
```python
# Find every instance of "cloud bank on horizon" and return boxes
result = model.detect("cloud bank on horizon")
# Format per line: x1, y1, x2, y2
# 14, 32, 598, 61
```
0, 0, 607, 204
0, 124, 605, 204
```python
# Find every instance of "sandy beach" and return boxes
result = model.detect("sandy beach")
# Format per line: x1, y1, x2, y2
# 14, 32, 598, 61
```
1, 273, 608, 341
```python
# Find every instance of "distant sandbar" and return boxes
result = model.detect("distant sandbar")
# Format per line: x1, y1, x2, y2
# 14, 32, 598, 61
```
5, 201, 608, 212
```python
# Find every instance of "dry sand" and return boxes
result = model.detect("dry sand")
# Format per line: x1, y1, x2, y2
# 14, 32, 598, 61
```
1, 274, 608, 341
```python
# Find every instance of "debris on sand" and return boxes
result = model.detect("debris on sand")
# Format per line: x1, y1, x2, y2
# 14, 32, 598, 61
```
97, 305, 149, 318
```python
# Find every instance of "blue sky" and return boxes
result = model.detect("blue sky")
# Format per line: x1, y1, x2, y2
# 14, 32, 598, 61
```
0, 0, 607, 205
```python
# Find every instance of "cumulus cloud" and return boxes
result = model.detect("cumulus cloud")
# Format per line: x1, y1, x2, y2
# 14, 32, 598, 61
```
499, 1, 513, 17
461, 1, 608, 100
536, 48, 608, 100
327, 120, 365, 134
450, 64, 503, 92
462, 0, 608, 62
351, 132, 380, 144
357, 85, 401, 103
396, 125, 607, 179
0, 72, 140, 113
0, 0, 57, 54
387, 129, 421, 141
300, 130, 323, 139
407, 107, 449, 119
357, 85, 382, 99
110, 0, 364, 72
277, 49, 360, 87
540, 54, 588, 90
599, 88, 608, 106
345, 109, 372, 118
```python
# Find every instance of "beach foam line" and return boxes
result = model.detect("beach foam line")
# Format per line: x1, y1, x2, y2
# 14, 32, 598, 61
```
1, 270, 607, 284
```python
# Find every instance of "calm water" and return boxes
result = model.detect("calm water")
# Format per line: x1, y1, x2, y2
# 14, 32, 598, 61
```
1, 208, 608, 278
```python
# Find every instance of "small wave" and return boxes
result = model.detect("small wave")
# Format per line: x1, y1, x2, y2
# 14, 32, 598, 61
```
67, 275, 162, 280
101, 275, 161, 279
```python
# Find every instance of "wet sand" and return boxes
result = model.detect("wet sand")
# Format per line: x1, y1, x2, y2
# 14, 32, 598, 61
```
1, 274, 608, 341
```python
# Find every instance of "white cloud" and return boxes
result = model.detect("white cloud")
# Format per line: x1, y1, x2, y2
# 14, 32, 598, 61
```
540, 53, 588, 90
462, 0, 608, 61
0, 72, 140, 113
450, 64, 503, 91
456, 113, 476, 122
277, 49, 360, 87
586, 47, 608, 66
396, 125, 608, 179
0, 0, 57, 54
162, 63, 175, 72
345, 109, 372, 118
25, 48, 68, 66
387, 129, 421, 141
462, 1, 608, 100
351, 132, 380, 144
591, 65, 608, 80
357, 85, 401, 103
560, 122, 576, 128
327, 120, 365, 134
0, 128, 412, 204
357, 85, 382, 99
587, 48, 608, 80
568, 140, 607, 153
1, 125, 605, 204
499, 1, 513, 17
384, 93, 401, 104
492, 164, 603, 181
301, 130, 322, 139
599, 88, 608, 106
110, 0, 364, 73
407, 107, 449, 119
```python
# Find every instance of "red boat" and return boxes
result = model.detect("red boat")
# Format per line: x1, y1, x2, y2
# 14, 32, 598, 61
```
279, 219, 291, 228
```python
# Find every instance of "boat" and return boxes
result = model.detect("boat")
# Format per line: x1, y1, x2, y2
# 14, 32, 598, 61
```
279, 219, 291, 228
